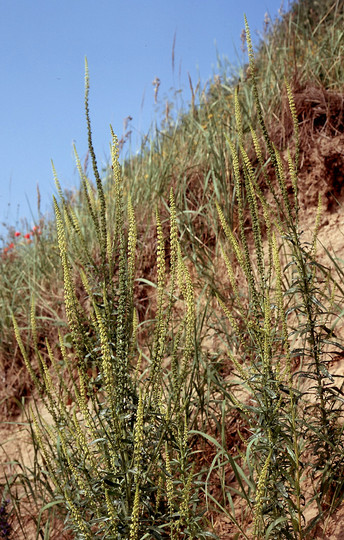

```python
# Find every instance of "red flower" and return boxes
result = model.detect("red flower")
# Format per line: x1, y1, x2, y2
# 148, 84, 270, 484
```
15, 231, 21, 237
8, 243, 14, 249
24, 233, 31, 239
32, 226, 38, 232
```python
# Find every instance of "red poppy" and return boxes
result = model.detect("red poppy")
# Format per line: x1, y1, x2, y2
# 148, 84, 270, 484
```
15, 231, 21, 237
8, 243, 14, 249
24, 233, 31, 239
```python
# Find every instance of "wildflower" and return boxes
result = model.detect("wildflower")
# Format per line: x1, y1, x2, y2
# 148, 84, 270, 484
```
8, 243, 14, 250
24, 233, 31, 239
129, 483, 140, 540
15, 231, 21, 237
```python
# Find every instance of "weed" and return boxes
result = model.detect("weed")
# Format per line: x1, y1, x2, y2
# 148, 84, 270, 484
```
2, 1, 344, 538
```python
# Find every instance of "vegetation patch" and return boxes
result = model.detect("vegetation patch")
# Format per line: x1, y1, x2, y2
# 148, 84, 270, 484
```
1, 1, 344, 538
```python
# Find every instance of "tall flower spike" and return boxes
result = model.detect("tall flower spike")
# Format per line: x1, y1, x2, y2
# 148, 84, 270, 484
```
175, 244, 195, 401
129, 483, 141, 540
216, 200, 245, 270
105, 488, 118, 535
151, 209, 167, 406
274, 143, 292, 221
253, 449, 273, 538
287, 148, 299, 220
127, 192, 137, 307
59, 428, 94, 506
167, 189, 178, 318
234, 86, 244, 145
165, 442, 174, 517
240, 145, 265, 284
263, 295, 272, 376
84, 57, 107, 258
244, 17, 280, 183
272, 233, 289, 384
110, 126, 129, 405
54, 197, 85, 363
65, 489, 92, 540
133, 388, 144, 475
285, 78, 300, 173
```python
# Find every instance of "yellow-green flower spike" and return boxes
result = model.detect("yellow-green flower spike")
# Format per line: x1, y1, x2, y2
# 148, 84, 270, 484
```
129, 483, 141, 540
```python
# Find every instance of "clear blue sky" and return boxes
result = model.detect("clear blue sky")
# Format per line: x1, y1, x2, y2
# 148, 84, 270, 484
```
0, 0, 285, 238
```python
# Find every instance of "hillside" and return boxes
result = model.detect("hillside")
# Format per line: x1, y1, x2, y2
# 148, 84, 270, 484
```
1, 0, 344, 538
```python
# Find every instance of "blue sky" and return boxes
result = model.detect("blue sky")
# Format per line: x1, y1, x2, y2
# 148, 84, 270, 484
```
0, 0, 285, 237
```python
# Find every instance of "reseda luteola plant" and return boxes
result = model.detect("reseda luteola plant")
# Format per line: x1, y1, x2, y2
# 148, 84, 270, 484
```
11, 13, 344, 539
211, 17, 344, 539
13, 60, 212, 539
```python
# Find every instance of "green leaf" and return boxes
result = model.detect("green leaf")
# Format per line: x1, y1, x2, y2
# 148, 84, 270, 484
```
265, 517, 288, 538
